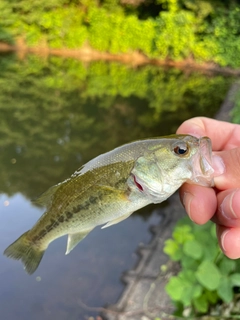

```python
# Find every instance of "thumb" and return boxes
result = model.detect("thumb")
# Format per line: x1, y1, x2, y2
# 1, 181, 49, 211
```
213, 148, 240, 190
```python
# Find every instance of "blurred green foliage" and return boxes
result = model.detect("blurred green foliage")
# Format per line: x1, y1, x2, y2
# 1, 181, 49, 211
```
232, 88, 240, 124
0, 54, 232, 200
164, 217, 240, 316
1, 0, 240, 67
88, 7, 156, 55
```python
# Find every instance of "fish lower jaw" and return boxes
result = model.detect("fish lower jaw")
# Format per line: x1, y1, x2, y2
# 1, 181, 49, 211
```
138, 185, 179, 204
149, 189, 178, 204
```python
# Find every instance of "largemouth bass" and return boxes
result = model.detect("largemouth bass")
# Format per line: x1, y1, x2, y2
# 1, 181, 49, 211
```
4, 135, 214, 274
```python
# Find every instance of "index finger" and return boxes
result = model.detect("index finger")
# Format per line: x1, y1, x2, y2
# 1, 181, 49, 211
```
176, 117, 240, 151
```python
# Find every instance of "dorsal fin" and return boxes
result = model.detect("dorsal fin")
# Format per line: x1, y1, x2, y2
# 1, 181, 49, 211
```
33, 184, 62, 209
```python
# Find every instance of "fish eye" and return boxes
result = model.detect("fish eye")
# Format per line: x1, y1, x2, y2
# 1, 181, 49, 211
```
173, 143, 189, 156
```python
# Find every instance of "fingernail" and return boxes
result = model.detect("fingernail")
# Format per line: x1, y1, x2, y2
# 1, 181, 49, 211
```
212, 155, 225, 176
182, 192, 194, 221
221, 230, 230, 252
220, 190, 238, 219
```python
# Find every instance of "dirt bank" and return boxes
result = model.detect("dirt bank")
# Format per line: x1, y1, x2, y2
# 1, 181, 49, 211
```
1, 41, 240, 76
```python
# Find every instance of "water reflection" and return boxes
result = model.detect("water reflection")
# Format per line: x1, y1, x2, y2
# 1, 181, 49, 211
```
0, 193, 161, 320
0, 54, 233, 200
0, 53, 233, 319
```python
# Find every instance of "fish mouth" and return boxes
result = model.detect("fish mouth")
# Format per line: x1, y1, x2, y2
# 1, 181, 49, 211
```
190, 137, 214, 187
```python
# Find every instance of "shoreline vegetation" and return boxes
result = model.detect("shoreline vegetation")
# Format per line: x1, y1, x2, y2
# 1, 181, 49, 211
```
1, 0, 240, 73
1, 41, 240, 76
0, 54, 233, 199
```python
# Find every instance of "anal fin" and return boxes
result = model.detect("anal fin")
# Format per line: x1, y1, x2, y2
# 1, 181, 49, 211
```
101, 212, 133, 229
66, 230, 92, 255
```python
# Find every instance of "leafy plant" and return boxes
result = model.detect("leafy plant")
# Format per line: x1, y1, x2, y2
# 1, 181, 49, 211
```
1, 0, 240, 67
164, 217, 240, 315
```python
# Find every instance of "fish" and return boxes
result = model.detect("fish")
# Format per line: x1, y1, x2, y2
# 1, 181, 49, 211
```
4, 134, 214, 274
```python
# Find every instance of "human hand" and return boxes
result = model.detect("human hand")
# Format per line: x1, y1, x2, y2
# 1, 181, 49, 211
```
177, 117, 240, 259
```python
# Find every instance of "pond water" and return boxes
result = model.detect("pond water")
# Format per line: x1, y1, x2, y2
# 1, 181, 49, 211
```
0, 53, 233, 320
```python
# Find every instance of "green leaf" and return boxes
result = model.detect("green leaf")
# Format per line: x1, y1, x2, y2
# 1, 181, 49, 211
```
165, 276, 185, 301
163, 239, 183, 261
180, 283, 202, 306
230, 273, 240, 286
191, 284, 203, 299
191, 223, 219, 261
172, 302, 184, 317
180, 270, 196, 283
183, 239, 203, 259
210, 222, 217, 238
182, 255, 199, 270
219, 258, 236, 275
217, 277, 233, 303
194, 230, 209, 243
235, 259, 240, 269
202, 240, 219, 260
173, 225, 194, 244
193, 295, 208, 313
205, 289, 219, 304
196, 260, 221, 290
166, 271, 202, 306
192, 220, 213, 234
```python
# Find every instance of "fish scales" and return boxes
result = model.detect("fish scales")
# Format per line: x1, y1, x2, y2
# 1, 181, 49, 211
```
29, 160, 136, 245
4, 135, 214, 274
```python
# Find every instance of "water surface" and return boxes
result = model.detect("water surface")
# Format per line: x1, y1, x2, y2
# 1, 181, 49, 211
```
0, 54, 233, 319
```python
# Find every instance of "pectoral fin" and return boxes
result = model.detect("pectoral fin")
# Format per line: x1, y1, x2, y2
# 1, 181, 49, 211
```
101, 212, 133, 229
66, 230, 92, 255
33, 184, 62, 209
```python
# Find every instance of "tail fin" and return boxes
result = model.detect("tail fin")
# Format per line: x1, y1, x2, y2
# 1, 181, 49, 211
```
4, 231, 45, 275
